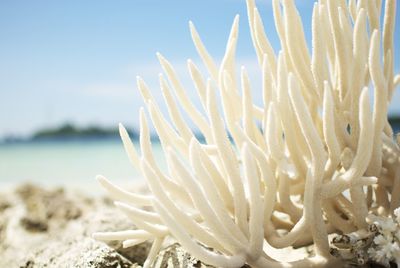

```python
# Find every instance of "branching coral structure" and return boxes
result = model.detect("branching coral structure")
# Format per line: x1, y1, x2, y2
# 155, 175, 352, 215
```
93, 0, 399, 267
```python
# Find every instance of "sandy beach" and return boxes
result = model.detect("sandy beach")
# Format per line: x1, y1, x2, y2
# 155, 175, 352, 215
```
0, 183, 214, 268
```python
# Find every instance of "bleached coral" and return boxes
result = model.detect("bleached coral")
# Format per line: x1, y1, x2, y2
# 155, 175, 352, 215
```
331, 208, 400, 267
93, 0, 399, 267
367, 209, 400, 267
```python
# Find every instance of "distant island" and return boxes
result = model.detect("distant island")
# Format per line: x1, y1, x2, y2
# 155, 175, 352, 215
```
1, 117, 399, 144
30, 123, 206, 142
0, 123, 138, 144
32, 123, 138, 141
0, 123, 206, 144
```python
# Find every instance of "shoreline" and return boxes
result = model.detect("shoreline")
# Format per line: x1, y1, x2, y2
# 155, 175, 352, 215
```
0, 177, 148, 196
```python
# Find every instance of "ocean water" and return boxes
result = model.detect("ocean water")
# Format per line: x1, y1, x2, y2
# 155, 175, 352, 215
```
1, 123, 399, 191
0, 139, 166, 190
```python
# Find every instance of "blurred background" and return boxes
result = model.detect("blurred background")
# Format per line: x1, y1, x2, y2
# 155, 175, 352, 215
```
0, 0, 399, 189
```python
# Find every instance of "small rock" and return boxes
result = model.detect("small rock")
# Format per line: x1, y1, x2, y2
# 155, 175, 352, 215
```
116, 241, 151, 266
15, 183, 84, 231
0, 197, 10, 212
23, 237, 134, 268
20, 216, 48, 232
153, 243, 215, 268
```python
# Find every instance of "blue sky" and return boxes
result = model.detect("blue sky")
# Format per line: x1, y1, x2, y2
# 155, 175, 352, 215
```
0, 0, 399, 138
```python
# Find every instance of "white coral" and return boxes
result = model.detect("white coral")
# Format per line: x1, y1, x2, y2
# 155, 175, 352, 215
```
365, 212, 400, 267
93, 0, 399, 267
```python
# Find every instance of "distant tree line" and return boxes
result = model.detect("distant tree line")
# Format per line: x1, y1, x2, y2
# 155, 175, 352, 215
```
30, 123, 207, 142
32, 123, 138, 141
1, 117, 399, 144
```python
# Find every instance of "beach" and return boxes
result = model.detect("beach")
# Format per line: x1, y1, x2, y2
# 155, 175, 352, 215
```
0, 140, 168, 267
0, 182, 220, 268
1, 129, 399, 267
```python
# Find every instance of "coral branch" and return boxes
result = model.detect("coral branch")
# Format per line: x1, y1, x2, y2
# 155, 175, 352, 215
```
94, 0, 399, 267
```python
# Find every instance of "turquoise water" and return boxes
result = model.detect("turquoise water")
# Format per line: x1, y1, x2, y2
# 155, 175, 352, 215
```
0, 140, 166, 189
1, 123, 399, 190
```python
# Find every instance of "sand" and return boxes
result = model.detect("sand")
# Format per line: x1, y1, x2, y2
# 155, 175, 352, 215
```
0, 183, 214, 268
